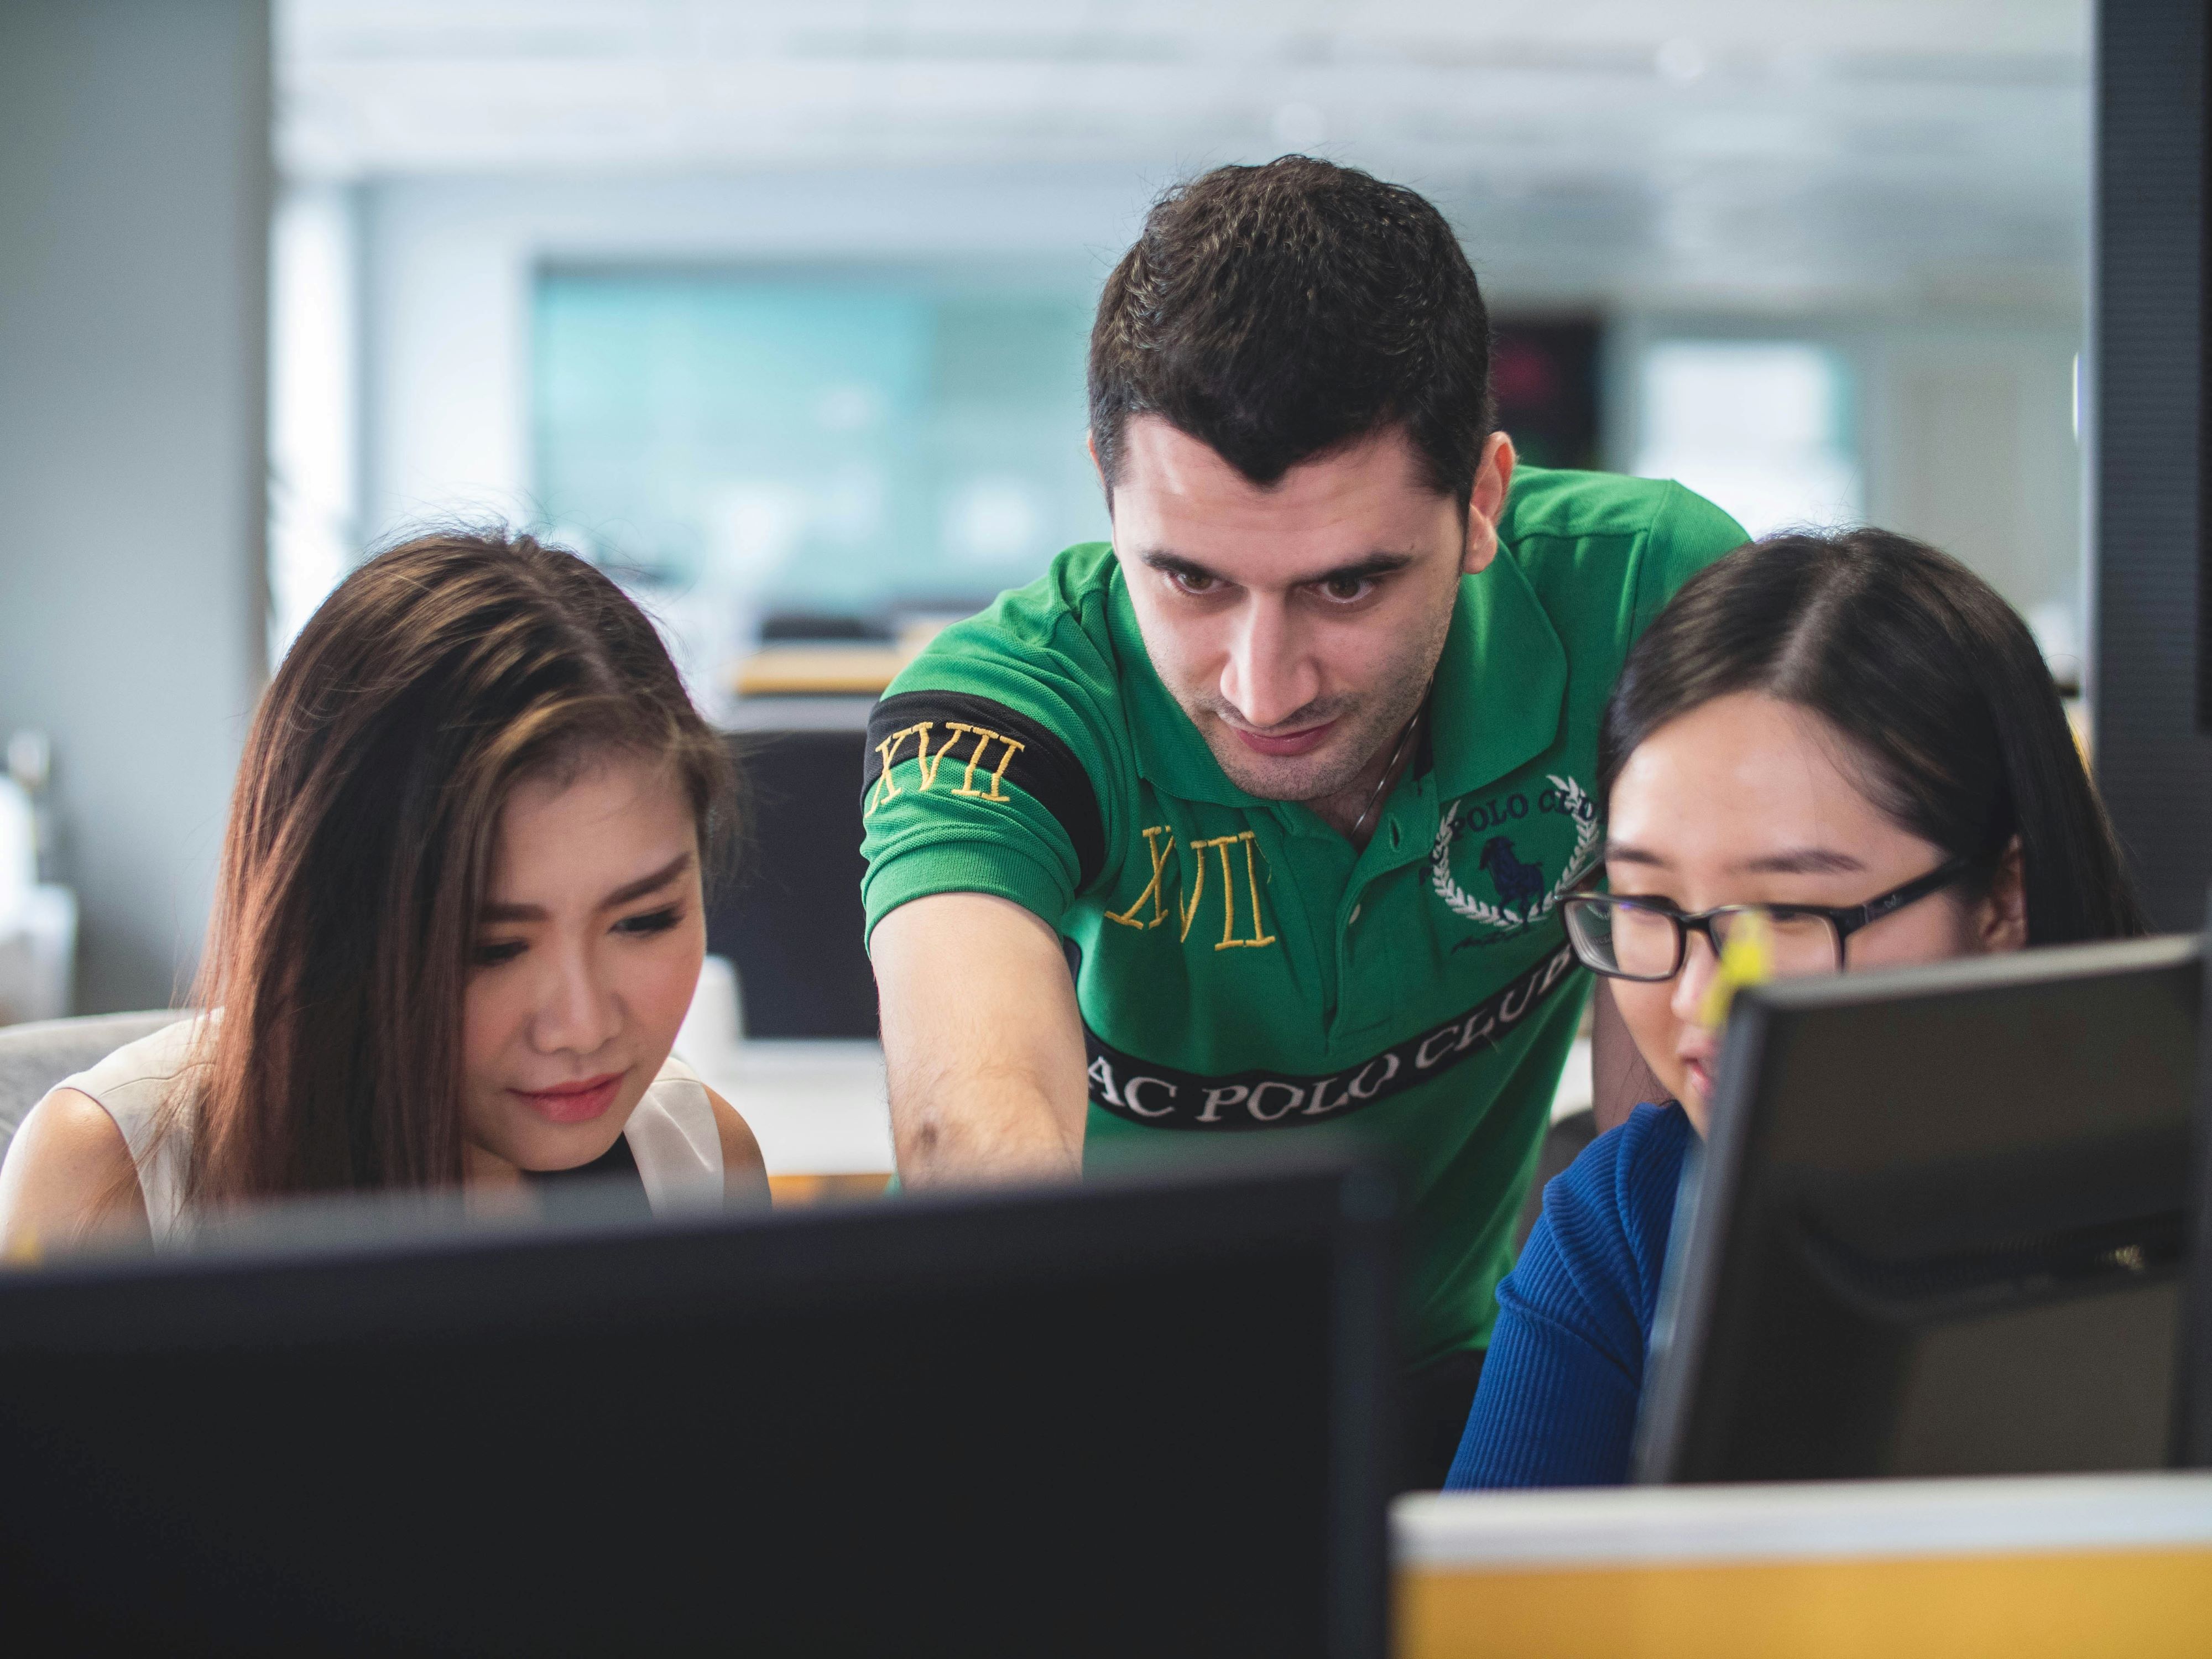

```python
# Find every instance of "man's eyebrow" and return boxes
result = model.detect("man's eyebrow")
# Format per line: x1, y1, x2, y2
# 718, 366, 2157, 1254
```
1735, 848, 1867, 876
1298, 551, 1418, 586
479, 851, 694, 924
1137, 549, 1225, 585
1603, 842, 1668, 868
1135, 547, 1420, 587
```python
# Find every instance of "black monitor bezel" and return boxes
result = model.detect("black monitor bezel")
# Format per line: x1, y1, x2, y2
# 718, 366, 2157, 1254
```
0, 1151, 1396, 1658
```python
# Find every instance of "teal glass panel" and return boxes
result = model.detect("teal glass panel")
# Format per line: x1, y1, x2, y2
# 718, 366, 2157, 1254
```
532, 268, 1108, 616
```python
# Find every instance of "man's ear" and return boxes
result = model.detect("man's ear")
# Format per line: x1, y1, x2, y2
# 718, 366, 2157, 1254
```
1978, 837, 2030, 951
1462, 431, 1516, 576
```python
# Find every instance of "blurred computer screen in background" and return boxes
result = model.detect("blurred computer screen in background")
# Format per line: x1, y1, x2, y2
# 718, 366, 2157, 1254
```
531, 265, 1104, 693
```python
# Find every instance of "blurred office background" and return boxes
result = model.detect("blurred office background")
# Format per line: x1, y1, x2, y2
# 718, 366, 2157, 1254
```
0, 0, 2094, 1025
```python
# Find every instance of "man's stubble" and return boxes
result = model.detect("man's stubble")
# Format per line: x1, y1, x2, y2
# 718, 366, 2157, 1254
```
1174, 598, 1457, 806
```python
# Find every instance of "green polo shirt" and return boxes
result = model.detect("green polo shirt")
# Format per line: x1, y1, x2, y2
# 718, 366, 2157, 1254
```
860, 465, 1745, 1364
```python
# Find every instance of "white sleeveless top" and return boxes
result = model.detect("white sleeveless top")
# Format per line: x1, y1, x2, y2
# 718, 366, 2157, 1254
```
51, 1018, 726, 1240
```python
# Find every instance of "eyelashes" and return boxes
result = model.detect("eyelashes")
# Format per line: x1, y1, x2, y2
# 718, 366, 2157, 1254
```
613, 905, 684, 938
471, 905, 688, 968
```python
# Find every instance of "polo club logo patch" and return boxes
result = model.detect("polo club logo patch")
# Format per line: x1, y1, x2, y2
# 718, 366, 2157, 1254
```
1084, 945, 1580, 1129
1431, 774, 1601, 932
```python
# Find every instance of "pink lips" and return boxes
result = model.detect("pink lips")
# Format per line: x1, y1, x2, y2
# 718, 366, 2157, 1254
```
1678, 1050, 1717, 1103
510, 1072, 624, 1125
1232, 719, 1339, 758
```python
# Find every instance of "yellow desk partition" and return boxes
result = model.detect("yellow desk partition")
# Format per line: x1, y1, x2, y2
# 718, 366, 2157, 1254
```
1396, 1473, 2212, 1659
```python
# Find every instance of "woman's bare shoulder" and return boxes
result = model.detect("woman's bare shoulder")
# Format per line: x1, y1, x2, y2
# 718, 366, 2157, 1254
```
0, 1087, 150, 1257
702, 1085, 768, 1202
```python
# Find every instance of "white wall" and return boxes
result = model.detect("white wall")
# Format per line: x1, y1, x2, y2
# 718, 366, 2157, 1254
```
0, 1, 271, 1013
1861, 324, 2084, 669
1609, 312, 2085, 660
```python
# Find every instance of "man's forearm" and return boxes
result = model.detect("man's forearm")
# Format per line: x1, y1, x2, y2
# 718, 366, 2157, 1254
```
872, 891, 1092, 1187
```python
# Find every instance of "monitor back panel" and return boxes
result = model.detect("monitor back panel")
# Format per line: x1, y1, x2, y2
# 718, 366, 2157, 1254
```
0, 1164, 1392, 1658
1639, 936, 2200, 1484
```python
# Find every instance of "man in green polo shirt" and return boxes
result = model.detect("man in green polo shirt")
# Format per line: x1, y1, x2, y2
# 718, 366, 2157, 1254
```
863, 156, 1744, 1486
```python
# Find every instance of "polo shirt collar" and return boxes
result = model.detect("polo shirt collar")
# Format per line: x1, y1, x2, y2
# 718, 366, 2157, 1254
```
1427, 546, 1569, 804
1104, 546, 1569, 811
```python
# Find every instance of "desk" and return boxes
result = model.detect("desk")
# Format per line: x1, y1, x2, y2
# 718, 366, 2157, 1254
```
1395, 1473, 2212, 1659
729, 645, 907, 697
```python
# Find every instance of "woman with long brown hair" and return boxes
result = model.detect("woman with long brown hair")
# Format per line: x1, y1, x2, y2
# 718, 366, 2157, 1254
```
0, 530, 764, 1249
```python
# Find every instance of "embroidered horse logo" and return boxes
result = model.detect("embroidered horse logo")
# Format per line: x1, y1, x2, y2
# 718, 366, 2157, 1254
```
1431, 774, 1601, 933
1478, 837, 1545, 913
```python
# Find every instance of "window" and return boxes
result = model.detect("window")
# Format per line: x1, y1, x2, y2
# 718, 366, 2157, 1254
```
1631, 341, 1861, 540
267, 184, 359, 667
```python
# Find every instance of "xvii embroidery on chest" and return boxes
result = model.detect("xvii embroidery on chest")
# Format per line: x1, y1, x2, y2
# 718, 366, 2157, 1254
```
1431, 774, 1602, 932
864, 720, 1025, 816
1104, 825, 1277, 950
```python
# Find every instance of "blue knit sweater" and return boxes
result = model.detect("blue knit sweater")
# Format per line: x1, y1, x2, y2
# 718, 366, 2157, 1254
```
1444, 1102, 1695, 1489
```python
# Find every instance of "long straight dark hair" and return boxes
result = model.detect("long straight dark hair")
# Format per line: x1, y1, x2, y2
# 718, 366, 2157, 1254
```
179, 530, 735, 1204
1599, 529, 2147, 946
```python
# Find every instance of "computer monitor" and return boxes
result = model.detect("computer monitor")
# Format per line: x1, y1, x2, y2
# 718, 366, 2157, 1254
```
707, 721, 878, 1038
0, 1156, 1394, 1657
1635, 934, 2200, 1484
2177, 895, 2212, 1467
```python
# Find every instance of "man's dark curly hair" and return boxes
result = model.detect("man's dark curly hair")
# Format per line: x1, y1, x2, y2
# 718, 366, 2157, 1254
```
1088, 155, 1494, 505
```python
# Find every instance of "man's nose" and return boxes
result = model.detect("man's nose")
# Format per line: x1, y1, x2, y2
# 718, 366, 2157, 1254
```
1219, 597, 1319, 730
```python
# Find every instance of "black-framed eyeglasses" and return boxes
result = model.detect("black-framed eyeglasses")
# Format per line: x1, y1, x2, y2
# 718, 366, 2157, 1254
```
1559, 858, 1978, 983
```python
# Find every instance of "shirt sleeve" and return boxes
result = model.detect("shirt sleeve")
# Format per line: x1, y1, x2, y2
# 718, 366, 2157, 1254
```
1630, 481, 1750, 637
861, 785, 1081, 943
1443, 1106, 1689, 1489
858, 592, 1125, 948
1443, 1194, 1646, 1489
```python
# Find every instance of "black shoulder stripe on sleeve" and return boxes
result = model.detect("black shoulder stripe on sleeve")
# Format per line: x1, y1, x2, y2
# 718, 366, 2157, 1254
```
862, 690, 1107, 888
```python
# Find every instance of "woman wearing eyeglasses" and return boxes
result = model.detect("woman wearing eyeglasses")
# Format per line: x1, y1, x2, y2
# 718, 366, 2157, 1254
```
1443, 528, 2146, 1489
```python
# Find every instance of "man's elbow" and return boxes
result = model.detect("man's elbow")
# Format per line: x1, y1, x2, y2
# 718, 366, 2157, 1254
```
898, 1110, 946, 1177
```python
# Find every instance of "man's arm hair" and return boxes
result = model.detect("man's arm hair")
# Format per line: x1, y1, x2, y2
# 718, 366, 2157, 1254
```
872, 891, 1089, 1186
1589, 978, 1668, 1134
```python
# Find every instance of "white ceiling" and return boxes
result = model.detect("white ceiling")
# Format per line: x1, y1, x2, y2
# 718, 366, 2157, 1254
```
279, 1, 2091, 312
